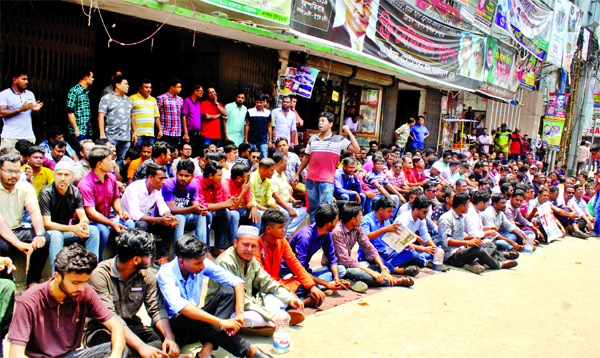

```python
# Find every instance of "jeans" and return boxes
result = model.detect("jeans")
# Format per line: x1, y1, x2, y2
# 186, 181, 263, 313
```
161, 135, 181, 147
426, 215, 439, 244
248, 140, 268, 159
48, 227, 100, 273
65, 134, 88, 154
174, 213, 208, 244
208, 209, 235, 249
279, 205, 308, 238
108, 138, 131, 161
203, 137, 221, 147
305, 179, 334, 222
343, 262, 393, 287
169, 286, 252, 357
57, 343, 125, 358
446, 242, 501, 269
312, 265, 347, 289
135, 135, 155, 149
0, 228, 50, 285
85, 324, 162, 358
91, 218, 136, 260
134, 220, 175, 257
339, 192, 367, 212
381, 247, 429, 268
593, 193, 600, 234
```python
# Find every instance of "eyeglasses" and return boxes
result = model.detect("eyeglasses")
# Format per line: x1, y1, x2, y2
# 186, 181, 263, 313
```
251, 156, 260, 159
394, 165, 402, 169
566, 191, 575, 195
1, 169, 21, 176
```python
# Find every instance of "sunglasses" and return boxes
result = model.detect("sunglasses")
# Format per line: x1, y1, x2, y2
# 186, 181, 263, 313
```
251, 156, 260, 159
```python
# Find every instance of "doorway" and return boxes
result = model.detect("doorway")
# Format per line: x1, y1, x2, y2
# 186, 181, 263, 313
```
395, 90, 421, 129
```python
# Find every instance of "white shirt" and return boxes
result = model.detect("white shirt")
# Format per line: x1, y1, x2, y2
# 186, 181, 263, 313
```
478, 134, 492, 152
394, 210, 431, 242
122, 179, 170, 221
464, 203, 484, 238
0, 88, 36, 139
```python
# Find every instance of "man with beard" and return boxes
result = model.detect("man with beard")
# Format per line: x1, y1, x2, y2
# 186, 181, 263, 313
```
7, 244, 126, 358
85, 230, 181, 358
201, 87, 228, 147
225, 90, 248, 146
271, 96, 298, 147
245, 94, 272, 160
0, 69, 43, 149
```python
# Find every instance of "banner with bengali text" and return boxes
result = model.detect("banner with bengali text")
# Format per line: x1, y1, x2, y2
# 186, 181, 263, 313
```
200, 0, 291, 23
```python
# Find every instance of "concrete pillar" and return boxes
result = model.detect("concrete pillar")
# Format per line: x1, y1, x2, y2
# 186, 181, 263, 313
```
380, 79, 399, 145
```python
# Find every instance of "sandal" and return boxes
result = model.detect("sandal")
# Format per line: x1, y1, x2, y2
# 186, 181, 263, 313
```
393, 277, 414, 287
403, 265, 420, 277
503, 251, 519, 260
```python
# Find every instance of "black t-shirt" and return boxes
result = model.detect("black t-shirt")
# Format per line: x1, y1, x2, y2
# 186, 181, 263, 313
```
245, 107, 271, 143
38, 183, 84, 225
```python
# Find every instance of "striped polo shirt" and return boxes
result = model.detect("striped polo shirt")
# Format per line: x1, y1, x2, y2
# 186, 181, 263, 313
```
130, 92, 159, 137
305, 133, 350, 183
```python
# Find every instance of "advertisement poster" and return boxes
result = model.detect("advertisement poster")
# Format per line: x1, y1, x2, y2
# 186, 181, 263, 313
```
414, 0, 464, 27
542, 93, 569, 150
542, 120, 565, 150
563, 4, 583, 70
201, 0, 292, 23
494, 0, 553, 60
518, 53, 542, 90
290, 0, 488, 91
594, 92, 600, 115
477, 36, 520, 100
291, 64, 319, 98
546, 0, 570, 67
545, 92, 570, 121
475, 0, 497, 34
537, 202, 562, 242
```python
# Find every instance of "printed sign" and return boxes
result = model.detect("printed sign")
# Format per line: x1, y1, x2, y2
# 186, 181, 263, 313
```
200, 0, 292, 23
477, 36, 520, 100
537, 202, 562, 242
291, 64, 319, 98
563, 3, 583, 70
546, 0, 570, 67
382, 223, 417, 253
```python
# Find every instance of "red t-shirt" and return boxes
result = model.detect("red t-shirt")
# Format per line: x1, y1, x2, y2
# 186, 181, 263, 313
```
510, 133, 522, 154
7, 279, 113, 358
305, 134, 351, 183
200, 100, 224, 139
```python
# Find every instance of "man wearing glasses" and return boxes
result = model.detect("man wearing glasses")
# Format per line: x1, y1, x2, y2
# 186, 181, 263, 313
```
549, 185, 589, 238
0, 152, 50, 286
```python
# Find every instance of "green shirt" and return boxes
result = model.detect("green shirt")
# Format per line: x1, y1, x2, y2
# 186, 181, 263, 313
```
205, 247, 295, 321
395, 124, 411, 148
224, 102, 248, 146
250, 171, 276, 207
496, 130, 511, 152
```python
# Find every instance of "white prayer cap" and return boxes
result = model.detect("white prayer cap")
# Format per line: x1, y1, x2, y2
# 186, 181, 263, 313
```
237, 225, 259, 238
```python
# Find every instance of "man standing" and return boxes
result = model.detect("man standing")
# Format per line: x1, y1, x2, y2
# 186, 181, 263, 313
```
394, 117, 415, 155
0, 69, 43, 149
0, 152, 50, 286
40, 162, 100, 273
157, 234, 271, 358
157, 78, 184, 146
206, 226, 305, 335
98, 75, 135, 161
200, 87, 228, 146
344, 115, 361, 133
66, 68, 94, 147
271, 152, 307, 238
122, 162, 178, 266
85, 230, 180, 358
478, 127, 492, 153
407, 115, 429, 153
182, 84, 204, 151
245, 94, 272, 159
271, 96, 298, 147
509, 128, 522, 160
577, 141, 590, 173
293, 112, 360, 222
225, 90, 248, 146
7, 245, 126, 358
130, 78, 160, 148
495, 123, 512, 154
162, 160, 209, 244
289, 95, 304, 127
78, 146, 135, 259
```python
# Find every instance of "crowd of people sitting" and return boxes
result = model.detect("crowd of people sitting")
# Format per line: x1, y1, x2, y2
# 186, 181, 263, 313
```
0, 112, 599, 358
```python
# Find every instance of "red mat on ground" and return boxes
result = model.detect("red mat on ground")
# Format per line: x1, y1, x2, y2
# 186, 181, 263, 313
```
302, 268, 440, 316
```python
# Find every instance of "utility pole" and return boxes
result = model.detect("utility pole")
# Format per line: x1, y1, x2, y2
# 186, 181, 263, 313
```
566, 62, 591, 176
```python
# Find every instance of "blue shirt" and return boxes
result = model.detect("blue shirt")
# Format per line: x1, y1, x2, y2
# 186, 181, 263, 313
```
359, 212, 390, 259
281, 223, 338, 276
409, 124, 429, 149
157, 256, 244, 317
363, 170, 389, 194
333, 168, 362, 198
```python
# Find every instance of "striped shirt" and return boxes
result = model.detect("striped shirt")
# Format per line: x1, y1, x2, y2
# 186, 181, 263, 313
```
130, 93, 159, 137
305, 133, 350, 183
250, 171, 275, 207
157, 92, 183, 137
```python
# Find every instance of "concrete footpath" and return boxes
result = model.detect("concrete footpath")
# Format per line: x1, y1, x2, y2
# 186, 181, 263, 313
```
239, 235, 600, 358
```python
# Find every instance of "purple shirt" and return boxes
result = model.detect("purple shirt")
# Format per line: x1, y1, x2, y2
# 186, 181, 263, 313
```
330, 221, 378, 268
280, 223, 338, 276
161, 177, 199, 207
7, 279, 113, 358
77, 171, 120, 218
182, 97, 202, 133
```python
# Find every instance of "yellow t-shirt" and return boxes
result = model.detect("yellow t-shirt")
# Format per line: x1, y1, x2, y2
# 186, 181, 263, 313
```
130, 93, 159, 137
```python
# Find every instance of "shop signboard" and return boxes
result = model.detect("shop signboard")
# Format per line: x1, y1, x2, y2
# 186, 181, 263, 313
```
542, 93, 569, 150
494, 0, 553, 61
477, 36, 520, 100
546, 0, 570, 67
563, 3, 583, 71
201, 0, 292, 23
291, 64, 319, 98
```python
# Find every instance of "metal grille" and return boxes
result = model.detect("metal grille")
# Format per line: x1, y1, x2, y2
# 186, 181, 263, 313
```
0, 2, 96, 139
487, 88, 525, 131
219, 41, 279, 105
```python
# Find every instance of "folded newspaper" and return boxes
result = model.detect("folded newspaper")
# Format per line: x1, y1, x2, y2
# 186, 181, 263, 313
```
382, 223, 417, 253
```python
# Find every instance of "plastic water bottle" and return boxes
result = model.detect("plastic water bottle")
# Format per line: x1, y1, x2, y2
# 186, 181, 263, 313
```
524, 235, 534, 255
433, 248, 444, 271
272, 310, 291, 354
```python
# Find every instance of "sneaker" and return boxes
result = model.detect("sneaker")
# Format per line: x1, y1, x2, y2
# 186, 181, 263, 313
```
349, 280, 368, 293
463, 263, 485, 274
500, 260, 518, 269
572, 230, 589, 239
503, 251, 519, 260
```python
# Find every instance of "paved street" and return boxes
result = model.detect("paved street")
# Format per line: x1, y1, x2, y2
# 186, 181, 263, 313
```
236, 235, 600, 358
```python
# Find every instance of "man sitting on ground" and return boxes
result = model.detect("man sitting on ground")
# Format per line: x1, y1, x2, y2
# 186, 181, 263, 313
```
85, 230, 180, 358
206, 225, 305, 336
157, 234, 271, 358
393, 195, 438, 267
363, 155, 405, 216
22, 145, 54, 194
271, 152, 307, 238
283, 204, 350, 293
6, 245, 126, 358
439, 192, 517, 274
254, 208, 326, 308
127, 141, 153, 184
480, 193, 527, 252
132, 141, 173, 182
